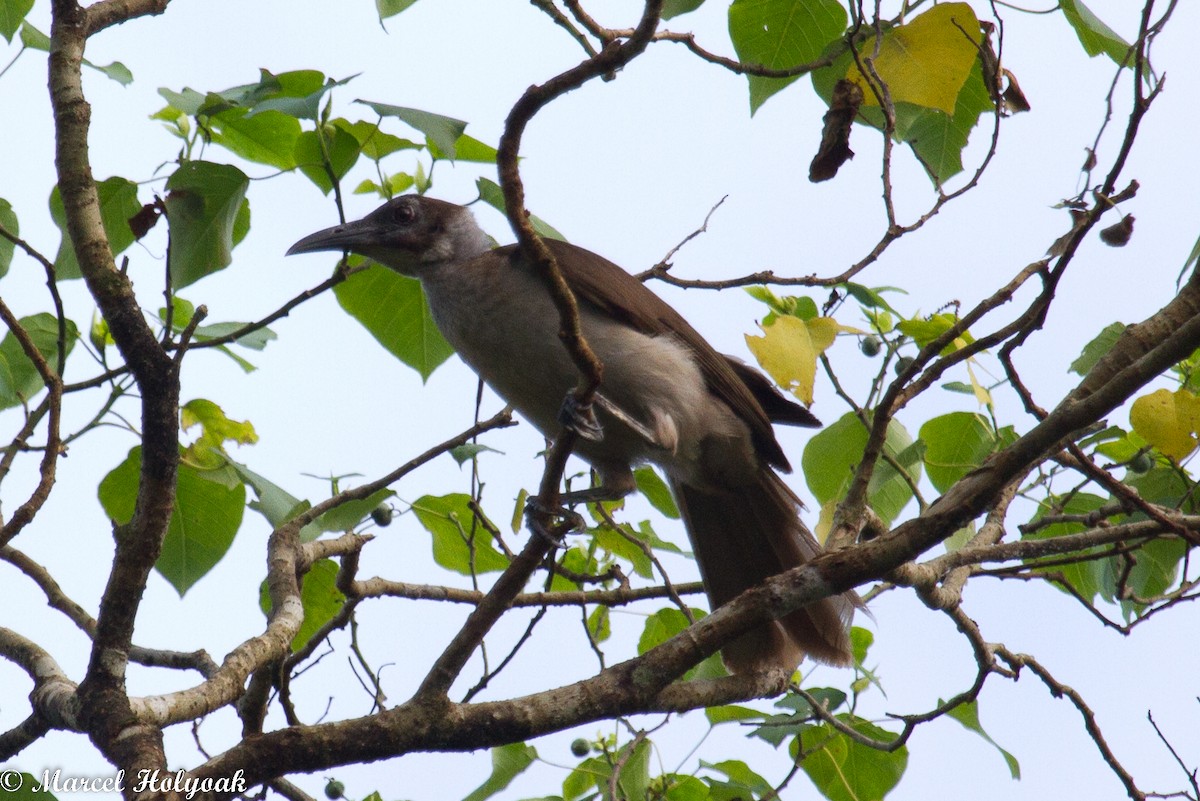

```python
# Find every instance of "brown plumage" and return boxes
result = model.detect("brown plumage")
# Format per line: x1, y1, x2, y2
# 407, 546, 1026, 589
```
289, 196, 857, 672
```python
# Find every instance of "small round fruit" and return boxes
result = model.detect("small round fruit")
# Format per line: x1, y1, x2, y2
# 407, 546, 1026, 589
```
894, 355, 916, 375
324, 780, 345, 800
1129, 452, 1154, 474
370, 505, 392, 527
570, 738, 590, 757
860, 335, 881, 357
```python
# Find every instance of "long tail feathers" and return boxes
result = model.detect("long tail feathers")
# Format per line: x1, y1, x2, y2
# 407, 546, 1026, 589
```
671, 473, 856, 674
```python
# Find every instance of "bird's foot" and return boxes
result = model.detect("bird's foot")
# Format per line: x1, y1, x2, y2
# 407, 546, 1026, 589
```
558, 394, 604, 441
524, 496, 586, 541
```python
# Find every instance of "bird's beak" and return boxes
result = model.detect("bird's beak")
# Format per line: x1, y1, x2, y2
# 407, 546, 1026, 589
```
286, 218, 388, 257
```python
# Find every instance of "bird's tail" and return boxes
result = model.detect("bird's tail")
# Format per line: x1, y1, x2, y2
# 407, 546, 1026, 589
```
671, 472, 856, 673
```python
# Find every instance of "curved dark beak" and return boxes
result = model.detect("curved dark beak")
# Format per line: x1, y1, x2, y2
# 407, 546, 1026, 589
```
286, 218, 385, 257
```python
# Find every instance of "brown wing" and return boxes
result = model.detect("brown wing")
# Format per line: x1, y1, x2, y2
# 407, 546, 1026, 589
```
499, 239, 794, 472
724, 357, 821, 429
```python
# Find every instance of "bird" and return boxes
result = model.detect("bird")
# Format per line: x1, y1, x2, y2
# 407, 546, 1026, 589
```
288, 195, 856, 673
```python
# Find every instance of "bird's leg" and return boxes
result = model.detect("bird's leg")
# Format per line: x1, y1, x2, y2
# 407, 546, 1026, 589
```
558, 391, 672, 452
525, 467, 637, 534
558, 393, 604, 441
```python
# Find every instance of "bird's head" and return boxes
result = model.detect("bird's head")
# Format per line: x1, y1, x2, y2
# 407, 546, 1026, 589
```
287, 195, 490, 276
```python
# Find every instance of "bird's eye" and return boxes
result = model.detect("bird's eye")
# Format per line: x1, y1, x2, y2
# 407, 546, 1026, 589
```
392, 203, 416, 224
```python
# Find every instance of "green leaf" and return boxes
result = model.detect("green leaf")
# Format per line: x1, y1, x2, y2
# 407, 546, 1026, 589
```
448, 442, 501, 466
190, 321, 277, 351
227, 460, 307, 525
553, 543, 600, 592
749, 690, 848, 747
946, 699, 1020, 779
898, 312, 975, 354
1071, 322, 1125, 376
631, 519, 686, 557
728, 0, 847, 114
411, 493, 509, 574
461, 742, 538, 801
334, 262, 454, 380
0, 197, 16, 277
660, 774, 710, 801
333, 119, 421, 160
899, 60, 994, 183
377, 0, 419, 19
258, 558, 346, 651
705, 704, 764, 725
565, 741, 652, 801
87, 60, 132, 85
796, 716, 907, 801
49, 177, 141, 281
427, 133, 498, 164
0, 314, 78, 410
920, 412, 1014, 493
563, 756, 604, 801
593, 523, 653, 579
17, 19, 46, 49
850, 625, 873, 664
160, 69, 328, 118
475, 177, 567, 241
294, 126, 362, 195
638, 608, 726, 680
244, 70, 354, 120
14, 20, 128, 81
1121, 536, 1186, 615
663, 0, 705, 20
634, 465, 680, 519
314, 488, 396, 533
612, 739, 652, 801
1183, 230, 1200, 277
587, 605, 611, 643
181, 397, 258, 469
1060, 0, 1132, 65
208, 109, 301, 170
840, 282, 902, 314
164, 161, 250, 288
803, 412, 921, 525
0, 0, 34, 42
1023, 492, 1109, 602
99, 447, 246, 596
356, 101, 467, 159
1112, 467, 1189, 618
702, 760, 773, 798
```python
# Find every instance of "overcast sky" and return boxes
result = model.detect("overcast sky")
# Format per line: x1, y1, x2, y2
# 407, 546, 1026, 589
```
2, 1, 1200, 799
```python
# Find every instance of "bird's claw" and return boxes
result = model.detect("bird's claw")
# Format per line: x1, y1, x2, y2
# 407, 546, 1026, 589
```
525, 496, 586, 539
558, 394, 604, 441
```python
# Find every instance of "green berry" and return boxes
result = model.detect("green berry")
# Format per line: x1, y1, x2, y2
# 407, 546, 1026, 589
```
370, 505, 392, 527
894, 356, 916, 375
1129, 452, 1154, 474
570, 738, 590, 757
860, 336, 882, 357
324, 780, 345, 800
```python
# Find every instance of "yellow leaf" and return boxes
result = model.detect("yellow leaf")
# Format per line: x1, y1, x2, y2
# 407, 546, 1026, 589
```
846, 2, 982, 115
182, 398, 258, 469
1129, 388, 1200, 461
814, 498, 838, 545
745, 315, 840, 406
966, 360, 992, 409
